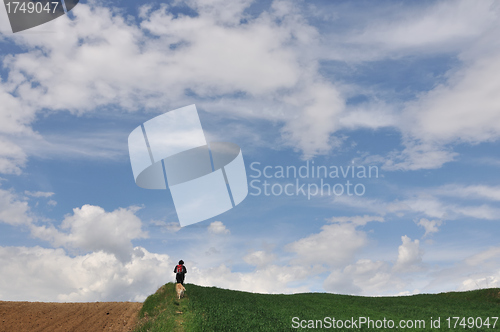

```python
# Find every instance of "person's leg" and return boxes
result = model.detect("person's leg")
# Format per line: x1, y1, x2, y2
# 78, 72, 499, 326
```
176, 274, 182, 284
180, 274, 185, 285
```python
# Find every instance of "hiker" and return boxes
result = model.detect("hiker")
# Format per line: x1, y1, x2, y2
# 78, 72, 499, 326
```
174, 260, 187, 285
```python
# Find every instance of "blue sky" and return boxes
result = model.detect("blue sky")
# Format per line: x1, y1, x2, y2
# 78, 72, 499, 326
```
0, 0, 500, 301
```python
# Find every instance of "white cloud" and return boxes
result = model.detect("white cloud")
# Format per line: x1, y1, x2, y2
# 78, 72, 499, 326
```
0, 188, 32, 226
140, 2, 302, 97
18, 131, 128, 162
425, 246, 500, 293
406, 53, 500, 145
208, 221, 230, 234
327, 214, 384, 226
329, 0, 500, 171
0, 194, 309, 299
280, 81, 345, 157
182, 0, 254, 25
0, 137, 27, 175
323, 259, 403, 295
1, 0, 500, 301
334, 191, 500, 223
459, 275, 500, 291
352, 0, 497, 55
384, 2, 500, 171
24, 191, 54, 198
287, 223, 367, 267
0, 85, 36, 136
398, 194, 500, 221
323, 234, 428, 295
151, 220, 182, 233
457, 247, 500, 290
339, 104, 397, 130
183, 228, 500, 296
453, 204, 500, 220
243, 250, 276, 268
382, 142, 458, 171
396, 196, 449, 219
0, 245, 172, 302
465, 247, 500, 266
31, 205, 148, 262
0, 199, 496, 299
434, 184, 500, 201
188, 263, 310, 294
1, 0, 499, 172
0, 0, 346, 165
393, 236, 424, 273
416, 218, 442, 237
332, 195, 448, 220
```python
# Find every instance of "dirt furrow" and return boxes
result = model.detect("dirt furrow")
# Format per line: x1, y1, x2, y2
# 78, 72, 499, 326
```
0, 301, 142, 332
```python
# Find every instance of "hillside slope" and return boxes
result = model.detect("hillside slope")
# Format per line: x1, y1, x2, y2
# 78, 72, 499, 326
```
134, 283, 500, 331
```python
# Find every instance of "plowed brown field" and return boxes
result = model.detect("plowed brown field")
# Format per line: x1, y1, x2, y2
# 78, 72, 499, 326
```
0, 301, 142, 332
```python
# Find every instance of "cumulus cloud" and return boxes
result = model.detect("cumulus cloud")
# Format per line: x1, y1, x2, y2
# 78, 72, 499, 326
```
0, 196, 492, 299
31, 205, 148, 263
393, 236, 424, 273
208, 221, 230, 234
0, 198, 178, 302
188, 216, 388, 294
0, 245, 172, 302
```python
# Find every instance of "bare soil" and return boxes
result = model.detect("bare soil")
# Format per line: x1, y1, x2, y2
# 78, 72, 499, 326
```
0, 301, 142, 332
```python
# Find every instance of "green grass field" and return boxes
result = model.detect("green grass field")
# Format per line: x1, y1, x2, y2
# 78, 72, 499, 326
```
134, 283, 500, 331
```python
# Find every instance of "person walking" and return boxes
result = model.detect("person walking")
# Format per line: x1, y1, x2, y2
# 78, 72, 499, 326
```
174, 260, 187, 285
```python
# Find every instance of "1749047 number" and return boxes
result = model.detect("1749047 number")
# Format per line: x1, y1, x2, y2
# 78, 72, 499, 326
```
5, 1, 59, 14
446, 317, 498, 329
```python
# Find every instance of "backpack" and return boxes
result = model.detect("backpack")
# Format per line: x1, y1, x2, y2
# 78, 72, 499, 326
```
176, 264, 183, 274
